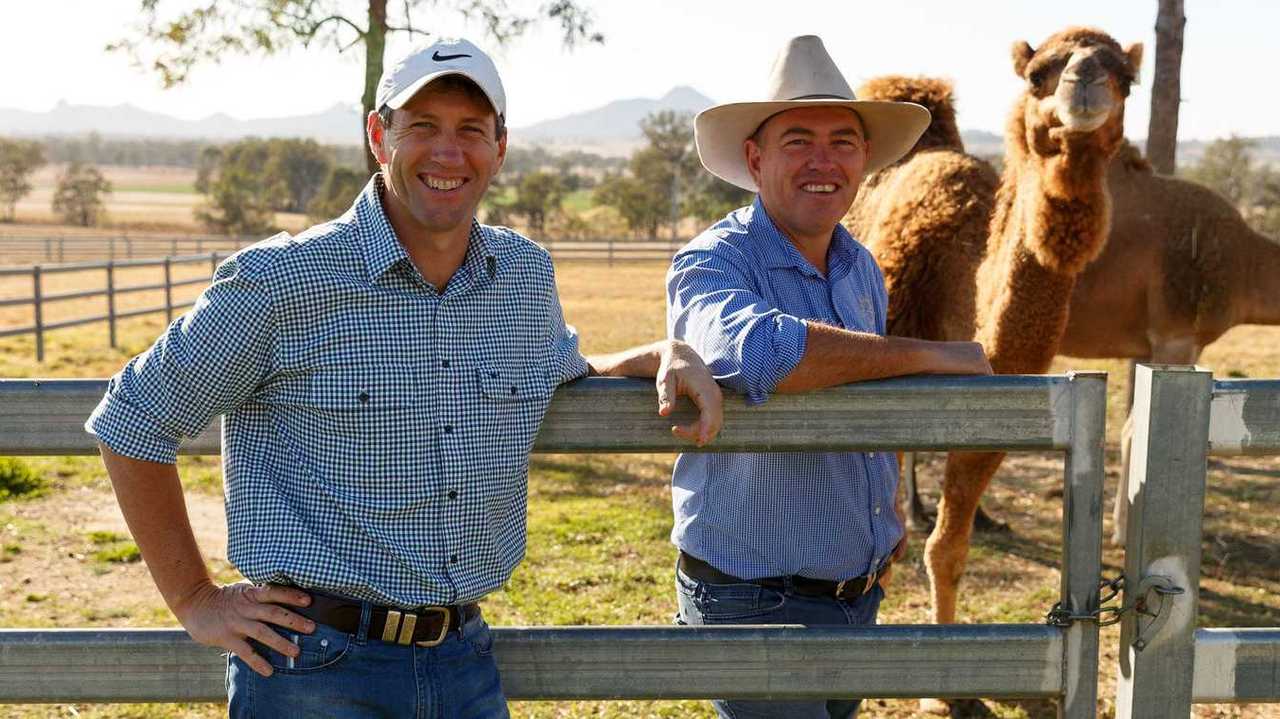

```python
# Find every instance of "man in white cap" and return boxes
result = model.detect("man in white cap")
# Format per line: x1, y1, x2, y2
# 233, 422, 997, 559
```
87, 38, 722, 717
667, 35, 991, 718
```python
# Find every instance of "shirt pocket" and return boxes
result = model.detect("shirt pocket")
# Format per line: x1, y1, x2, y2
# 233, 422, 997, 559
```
473, 362, 554, 478
302, 366, 421, 484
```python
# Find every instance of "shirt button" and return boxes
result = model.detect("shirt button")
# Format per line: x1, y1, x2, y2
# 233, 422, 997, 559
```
443, 425, 453, 434
450, 555, 459, 564
447, 490, 458, 500
357, 391, 370, 403
874, 506, 882, 515
441, 359, 450, 368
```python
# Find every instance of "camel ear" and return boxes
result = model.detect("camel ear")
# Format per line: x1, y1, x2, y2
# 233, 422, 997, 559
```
1125, 42, 1145, 83
1011, 41, 1034, 77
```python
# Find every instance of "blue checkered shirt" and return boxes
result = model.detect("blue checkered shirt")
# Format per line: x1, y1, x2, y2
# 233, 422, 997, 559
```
666, 197, 902, 581
86, 176, 588, 608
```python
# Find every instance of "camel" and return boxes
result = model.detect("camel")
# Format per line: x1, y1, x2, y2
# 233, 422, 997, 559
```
1060, 144, 1280, 543
848, 27, 1143, 714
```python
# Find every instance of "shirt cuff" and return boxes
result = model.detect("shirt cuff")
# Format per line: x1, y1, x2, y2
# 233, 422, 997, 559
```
744, 315, 808, 406
84, 393, 182, 465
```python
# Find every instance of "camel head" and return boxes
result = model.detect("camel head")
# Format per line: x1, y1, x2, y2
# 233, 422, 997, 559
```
1011, 27, 1142, 157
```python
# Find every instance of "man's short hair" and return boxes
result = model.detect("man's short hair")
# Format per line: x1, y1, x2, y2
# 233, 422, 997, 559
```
378, 75, 506, 139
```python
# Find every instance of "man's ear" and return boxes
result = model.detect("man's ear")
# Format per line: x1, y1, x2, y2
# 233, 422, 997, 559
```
745, 138, 763, 187
495, 130, 508, 174
367, 110, 389, 167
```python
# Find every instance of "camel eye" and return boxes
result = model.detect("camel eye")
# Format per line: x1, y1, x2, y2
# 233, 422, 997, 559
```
1028, 69, 1046, 86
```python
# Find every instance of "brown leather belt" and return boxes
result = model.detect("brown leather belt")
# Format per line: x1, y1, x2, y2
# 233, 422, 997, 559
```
294, 590, 480, 647
678, 551, 883, 601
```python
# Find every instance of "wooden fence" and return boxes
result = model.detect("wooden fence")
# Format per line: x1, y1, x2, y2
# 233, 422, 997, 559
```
0, 238, 683, 361
0, 368, 1276, 715
0, 253, 234, 361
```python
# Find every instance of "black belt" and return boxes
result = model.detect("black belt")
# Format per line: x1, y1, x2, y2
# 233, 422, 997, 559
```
294, 590, 480, 647
679, 551, 882, 601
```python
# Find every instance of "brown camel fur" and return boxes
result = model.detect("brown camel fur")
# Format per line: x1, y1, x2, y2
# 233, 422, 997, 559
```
1060, 143, 1280, 543
849, 25, 1143, 657
930, 30, 1140, 714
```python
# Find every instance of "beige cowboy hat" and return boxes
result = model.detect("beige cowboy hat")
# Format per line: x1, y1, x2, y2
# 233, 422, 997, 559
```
695, 35, 931, 191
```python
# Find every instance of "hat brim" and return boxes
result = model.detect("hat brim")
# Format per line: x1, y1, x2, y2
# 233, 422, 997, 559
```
694, 99, 931, 191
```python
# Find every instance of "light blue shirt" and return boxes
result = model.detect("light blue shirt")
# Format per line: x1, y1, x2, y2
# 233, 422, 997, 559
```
666, 197, 902, 581
86, 176, 588, 608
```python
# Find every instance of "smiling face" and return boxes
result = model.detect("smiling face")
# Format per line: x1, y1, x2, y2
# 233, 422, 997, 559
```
744, 105, 868, 246
368, 78, 506, 244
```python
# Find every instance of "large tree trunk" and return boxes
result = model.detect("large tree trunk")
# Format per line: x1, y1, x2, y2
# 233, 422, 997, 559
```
363, 0, 389, 177
1146, 0, 1185, 175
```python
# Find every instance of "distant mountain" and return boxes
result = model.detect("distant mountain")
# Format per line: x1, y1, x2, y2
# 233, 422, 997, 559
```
512, 86, 716, 147
3, 95, 1275, 166
0, 100, 364, 145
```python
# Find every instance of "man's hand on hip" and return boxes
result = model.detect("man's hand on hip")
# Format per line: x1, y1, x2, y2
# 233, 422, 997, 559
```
656, 340, 724, 447
175, 582, 315, 677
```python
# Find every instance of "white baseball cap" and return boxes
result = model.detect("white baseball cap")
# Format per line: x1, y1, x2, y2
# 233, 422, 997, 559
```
376, 37, 507, 120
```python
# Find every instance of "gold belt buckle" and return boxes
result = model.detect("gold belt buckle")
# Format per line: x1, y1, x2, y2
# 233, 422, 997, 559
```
381, 606, 452, 647
413, 606, 453, 647
862, 568, 878, 595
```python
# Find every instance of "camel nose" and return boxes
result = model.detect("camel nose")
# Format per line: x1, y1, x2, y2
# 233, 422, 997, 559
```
1062, 52, 1105, 87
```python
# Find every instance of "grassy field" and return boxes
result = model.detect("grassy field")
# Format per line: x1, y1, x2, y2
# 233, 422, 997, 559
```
1, 260, 1278, 718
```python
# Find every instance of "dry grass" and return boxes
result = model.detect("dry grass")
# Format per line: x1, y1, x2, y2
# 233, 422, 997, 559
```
1, 259, 1277, 718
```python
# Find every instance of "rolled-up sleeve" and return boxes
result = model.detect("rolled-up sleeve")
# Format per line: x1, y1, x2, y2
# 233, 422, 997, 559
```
666, 247, 807, 405
85, 251, 279, 464
546, 279, 589, 387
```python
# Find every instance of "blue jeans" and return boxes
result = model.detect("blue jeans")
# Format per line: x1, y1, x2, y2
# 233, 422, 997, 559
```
675, 564, 884, 719
227, 603, 508, 718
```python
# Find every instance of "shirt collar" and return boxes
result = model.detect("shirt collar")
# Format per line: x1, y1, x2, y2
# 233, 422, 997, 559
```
747, 195, 857, 279
353, 174, 499, 286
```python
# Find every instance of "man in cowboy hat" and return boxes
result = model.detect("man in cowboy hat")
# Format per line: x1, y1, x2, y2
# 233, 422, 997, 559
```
666, 35, 991, 718
88, 37, 722, 717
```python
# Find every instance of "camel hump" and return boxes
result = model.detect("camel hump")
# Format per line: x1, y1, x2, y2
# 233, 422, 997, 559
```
856, 75, 963, 155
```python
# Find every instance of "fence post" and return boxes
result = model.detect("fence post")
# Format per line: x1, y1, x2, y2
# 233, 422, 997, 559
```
608, 238, 614, 267
125, 236, 133, 260
196, 237, 204, 254
106, 261, 117, 349
32, 265, 44, 363
57, 237, 64, 263
1060, 371, 1107, 719
163, 257, 173, 324
109, 236, 116, 261
1115, 364, 1212, 718
209, 251, 218, 278
171, 238, 177, 256
43, 238, 51, 262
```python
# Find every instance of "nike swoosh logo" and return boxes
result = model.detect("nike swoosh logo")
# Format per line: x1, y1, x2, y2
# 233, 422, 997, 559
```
432, 51, 471, 61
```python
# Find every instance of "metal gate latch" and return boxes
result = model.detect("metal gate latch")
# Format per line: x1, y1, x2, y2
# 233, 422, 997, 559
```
1132, 574, 1185, 651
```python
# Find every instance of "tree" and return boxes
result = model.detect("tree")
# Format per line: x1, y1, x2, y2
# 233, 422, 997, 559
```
1146, 0, 1186, 174
594, 162, 666, 238
0, 138, 45, 222
112, 0, 603, 175
684, 171, 752, 223
265, 139, 332, 213
307, 165, 368, 222
639, 110, 699, 239
1184, 137, 1256, 208
197, 139, 278, 235
52, 162, 112, 227
511, 171, 565, 234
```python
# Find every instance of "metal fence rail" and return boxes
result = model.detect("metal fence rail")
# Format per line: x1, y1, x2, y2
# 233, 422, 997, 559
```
0, 373, 1109, 717
1115, 366, 1280, 717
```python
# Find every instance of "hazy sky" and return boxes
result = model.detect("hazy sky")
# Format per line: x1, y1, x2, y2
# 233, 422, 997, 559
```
6, 1, 1278, 140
